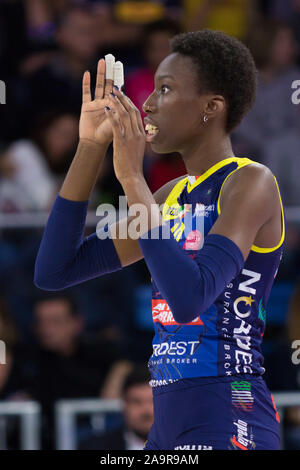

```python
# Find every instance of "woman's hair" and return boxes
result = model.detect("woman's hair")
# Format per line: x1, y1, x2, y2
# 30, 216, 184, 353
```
171, 29, 257, 133
0, 299, 17, 351
122, 366, 151, 396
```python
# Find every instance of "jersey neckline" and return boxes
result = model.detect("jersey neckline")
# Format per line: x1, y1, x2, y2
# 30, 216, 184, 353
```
187, 156, 241, 191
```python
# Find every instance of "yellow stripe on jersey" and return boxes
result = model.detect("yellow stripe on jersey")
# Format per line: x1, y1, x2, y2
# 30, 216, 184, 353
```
186, 157, 245, 193
216, 159, 285, 253
251, 176, 285, 253
216, 157, 255, 215
162, 156, 285, 254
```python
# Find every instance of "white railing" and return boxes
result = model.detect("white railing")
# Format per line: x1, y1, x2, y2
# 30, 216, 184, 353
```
54, 393, 300, 450
0, 401, 41, 449
273, 392, 300, 450
0, 394, 298, 449
55, 398, 123, 450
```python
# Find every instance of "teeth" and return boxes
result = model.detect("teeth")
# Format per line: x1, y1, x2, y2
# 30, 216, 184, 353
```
145, 124, 159, 135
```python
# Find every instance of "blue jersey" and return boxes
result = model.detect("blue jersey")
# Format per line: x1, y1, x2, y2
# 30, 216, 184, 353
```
149, 157, 284, 387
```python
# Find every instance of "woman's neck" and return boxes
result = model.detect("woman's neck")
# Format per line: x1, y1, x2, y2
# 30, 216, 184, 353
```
180, 132, 234, 176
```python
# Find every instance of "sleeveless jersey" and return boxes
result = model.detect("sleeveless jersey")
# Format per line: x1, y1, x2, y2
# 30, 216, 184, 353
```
149, 157, 285, 387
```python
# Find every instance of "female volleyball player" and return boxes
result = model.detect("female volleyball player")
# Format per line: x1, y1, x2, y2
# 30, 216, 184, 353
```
35, 30, 283, 450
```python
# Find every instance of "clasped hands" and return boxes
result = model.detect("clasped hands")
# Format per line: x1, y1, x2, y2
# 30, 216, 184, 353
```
79, 57, 146, 185
105, 87, 146, 184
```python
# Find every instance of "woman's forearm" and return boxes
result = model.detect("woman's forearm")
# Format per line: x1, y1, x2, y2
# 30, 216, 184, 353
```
34, 140, 122, 291
60, 140, 109, 201
34, 195, 121, 290
119, 175, 161, 229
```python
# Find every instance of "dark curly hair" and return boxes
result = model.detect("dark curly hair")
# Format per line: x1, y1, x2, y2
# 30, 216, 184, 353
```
171, 30, 257, 133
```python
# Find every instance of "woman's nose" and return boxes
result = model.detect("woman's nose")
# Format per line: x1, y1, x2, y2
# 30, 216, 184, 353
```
142, 93, 155, 114
143, 102, 153, 114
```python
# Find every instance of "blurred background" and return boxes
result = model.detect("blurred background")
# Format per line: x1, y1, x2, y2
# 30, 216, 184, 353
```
0, 0, 300, 450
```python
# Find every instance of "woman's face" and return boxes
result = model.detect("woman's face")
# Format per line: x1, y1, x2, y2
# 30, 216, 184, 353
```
270, 27, 298, 70
144, 31, 173, 72
44, 114, 78, 162
143, 52, 211, 155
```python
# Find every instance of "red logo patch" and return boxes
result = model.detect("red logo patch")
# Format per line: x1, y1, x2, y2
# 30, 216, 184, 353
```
152, 299, 203, 325
183, 230, 203, 250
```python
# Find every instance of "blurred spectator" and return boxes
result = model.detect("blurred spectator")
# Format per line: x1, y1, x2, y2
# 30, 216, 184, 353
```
30, 109, 78, 179
79, 366, 153, 450
23, 292, 132, 447
0, 0, 28, 78
268, 0, 300, 47
92, 0, 182, 49
233, 20, 300, 283
0, 141, 54, 213
0, 299, 29, 401
126, 19, 181, 118
18, 4, 99, 128
27, 292, 131, 403
183, 0, 258, 40
234, 21, 300, 160
0, 110, 78, 212
264, 280, 300, 449
0, 299, 32, 450
111, 0, 182, 24
263, 129, 300, 206
24, 0, 70, 44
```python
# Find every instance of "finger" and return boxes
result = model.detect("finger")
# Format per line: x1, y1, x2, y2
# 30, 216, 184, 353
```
104, 78, 114, 97
111, 90, 144, 134
95, 59, 105, 100
126, 96, 145, 135
82, 71, 91, 104
108, 94, 133, 135
104, 106, 123, 135
112, 87, 132, 112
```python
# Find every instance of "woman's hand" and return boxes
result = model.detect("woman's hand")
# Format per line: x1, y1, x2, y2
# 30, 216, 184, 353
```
79, 59, 114, 147
105, 88, 146, 182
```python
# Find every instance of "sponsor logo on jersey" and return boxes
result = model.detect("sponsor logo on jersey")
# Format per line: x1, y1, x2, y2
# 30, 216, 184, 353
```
174, 444, 213, 450
152, 340, 200, 357
230, 419, 255, 450
164, 204, 192, 220
152, 299, 203, 325
149, 378, 180, 387
231, 381, 254, 411
193, 203, 215, 218
232, 269, 262, 375
258, 298, 266, 325
183, 230, 203, 250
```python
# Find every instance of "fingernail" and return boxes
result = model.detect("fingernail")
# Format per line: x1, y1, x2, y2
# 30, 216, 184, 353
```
105, 106, 110, 110
113, 85, 119, 90
110, 92, 116, 97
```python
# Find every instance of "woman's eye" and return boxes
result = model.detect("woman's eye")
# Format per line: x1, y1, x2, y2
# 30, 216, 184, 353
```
160, 85, 170, 94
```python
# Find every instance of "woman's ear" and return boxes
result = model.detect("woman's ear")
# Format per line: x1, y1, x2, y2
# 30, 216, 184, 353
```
204, 95, 226, 119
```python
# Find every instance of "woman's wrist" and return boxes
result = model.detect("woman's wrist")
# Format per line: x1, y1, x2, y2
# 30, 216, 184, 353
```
59, 140, 109, 201
78, 139, 110, 154
118, 173, 145, 187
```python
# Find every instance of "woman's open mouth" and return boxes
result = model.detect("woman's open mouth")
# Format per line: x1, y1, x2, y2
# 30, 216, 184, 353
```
145, 123, 159, 143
